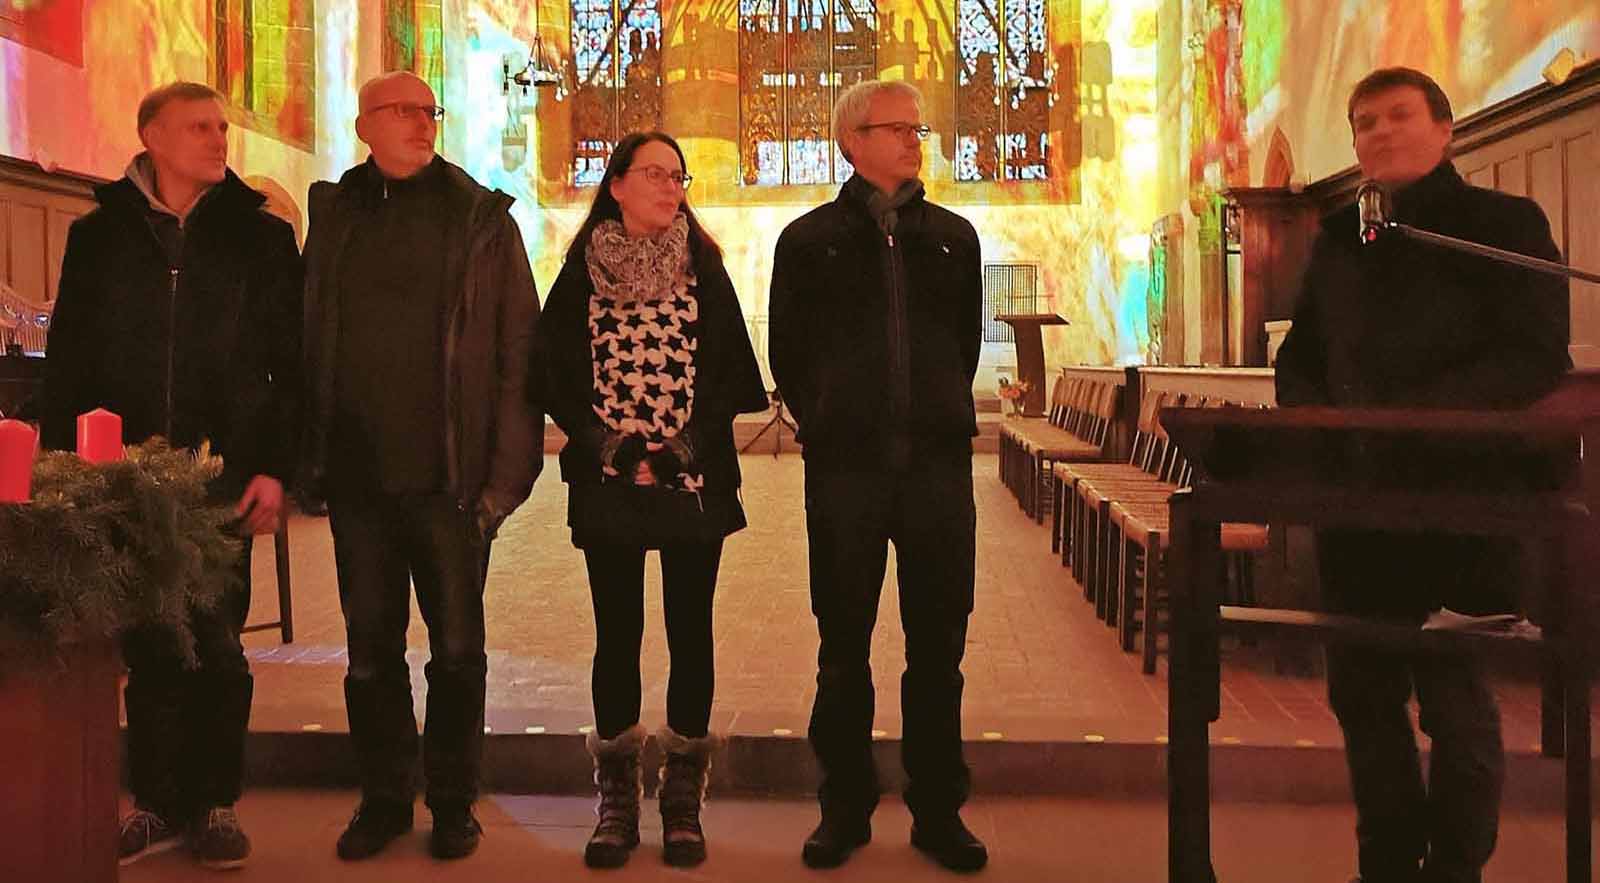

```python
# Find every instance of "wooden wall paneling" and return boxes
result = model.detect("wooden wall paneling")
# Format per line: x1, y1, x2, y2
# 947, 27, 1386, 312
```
1565, 129, 1600, 366
8, 201, 48, 303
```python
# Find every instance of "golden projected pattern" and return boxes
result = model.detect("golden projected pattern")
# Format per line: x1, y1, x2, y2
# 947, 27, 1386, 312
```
737, 0, 876, 186
383, 0, 444, 102
212, 0, 316, 151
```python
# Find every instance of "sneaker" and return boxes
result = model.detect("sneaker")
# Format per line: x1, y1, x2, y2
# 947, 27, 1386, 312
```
118, 808, 181, 866
190, 806, 252, 870
429, 805, 483, 860
910, 813, 988, 872
335, 800, 414, 861
801, 815, 871, 869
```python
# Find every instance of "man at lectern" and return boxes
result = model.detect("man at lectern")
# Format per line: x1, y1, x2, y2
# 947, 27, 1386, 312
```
1275, 67, 1570, 883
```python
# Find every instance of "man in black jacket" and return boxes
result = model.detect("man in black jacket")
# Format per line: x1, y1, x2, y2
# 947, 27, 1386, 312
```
40, 81, 302, 870
300, 71, 543, 862
769, 79, 987, 873
1275, 68, 1570, 883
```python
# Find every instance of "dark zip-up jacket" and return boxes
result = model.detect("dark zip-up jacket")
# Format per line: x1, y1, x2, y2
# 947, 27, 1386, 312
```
40, 166, 302, 494
768, 181, 983, 468
300, 157, 544, 527
530, 245, 769, 493
1275, 160, 1571, 616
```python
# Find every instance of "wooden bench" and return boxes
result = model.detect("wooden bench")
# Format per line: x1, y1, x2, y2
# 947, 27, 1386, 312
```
1057, 367, 1275, 672
999, 367, 1125, 521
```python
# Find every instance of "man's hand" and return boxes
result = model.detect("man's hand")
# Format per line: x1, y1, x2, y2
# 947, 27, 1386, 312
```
236, 475, 285, 535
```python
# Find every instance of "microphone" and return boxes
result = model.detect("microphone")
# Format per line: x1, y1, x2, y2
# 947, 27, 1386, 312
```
1356, 180, 1389, 245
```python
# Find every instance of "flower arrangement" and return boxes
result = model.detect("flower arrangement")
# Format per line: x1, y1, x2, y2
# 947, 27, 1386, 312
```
997, 377, 1032, 416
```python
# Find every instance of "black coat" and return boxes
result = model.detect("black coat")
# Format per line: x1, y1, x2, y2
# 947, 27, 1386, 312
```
529, 244, 768, 546
1276, 161, 1570, 410
39, 169, 302, 492
768, 184, 982, 468
1275, 161, 1572, 617
300, 157, 544, 526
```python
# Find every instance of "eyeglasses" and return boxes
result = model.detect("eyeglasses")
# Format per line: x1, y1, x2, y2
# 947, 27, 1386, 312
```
623, 165, 693, 190
858, 121, 932, 142
367, 102, 446, 122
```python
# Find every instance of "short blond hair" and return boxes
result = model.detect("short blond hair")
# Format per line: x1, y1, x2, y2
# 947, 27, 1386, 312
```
137, 81, 223, 136
832, 80, 924, 161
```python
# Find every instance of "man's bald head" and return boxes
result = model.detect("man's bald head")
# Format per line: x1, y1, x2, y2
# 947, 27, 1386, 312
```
358, 71, 435, 116
355, 71, 440, 180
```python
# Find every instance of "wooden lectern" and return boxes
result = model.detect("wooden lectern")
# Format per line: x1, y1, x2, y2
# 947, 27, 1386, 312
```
1161, 383, 1600, 883
995, 313, 1068, 417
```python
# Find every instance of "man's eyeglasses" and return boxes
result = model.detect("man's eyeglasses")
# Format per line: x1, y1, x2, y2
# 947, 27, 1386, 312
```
858, 122, 932, 142
367, 102, 447, 122
623, 165, 694, 190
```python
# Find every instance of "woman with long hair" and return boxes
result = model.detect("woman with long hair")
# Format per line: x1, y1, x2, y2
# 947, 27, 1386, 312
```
528, 132, 768, 869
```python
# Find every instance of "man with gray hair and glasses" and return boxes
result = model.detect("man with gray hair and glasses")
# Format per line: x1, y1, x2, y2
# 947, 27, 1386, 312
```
769, 78, 987, 872
300, 71, 543, 862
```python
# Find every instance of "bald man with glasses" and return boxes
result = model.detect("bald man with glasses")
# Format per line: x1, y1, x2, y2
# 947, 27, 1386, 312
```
299, 71, 544, 862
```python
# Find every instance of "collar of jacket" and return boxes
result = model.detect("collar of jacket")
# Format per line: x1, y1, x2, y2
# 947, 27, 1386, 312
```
94, 162, 265, 226
345, 154, 448, 205
1388, 159, 1465, 225
836, 173, 926, 224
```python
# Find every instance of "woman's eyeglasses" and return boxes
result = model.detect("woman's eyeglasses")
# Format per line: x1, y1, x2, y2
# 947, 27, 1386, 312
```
623, 165, 694, 190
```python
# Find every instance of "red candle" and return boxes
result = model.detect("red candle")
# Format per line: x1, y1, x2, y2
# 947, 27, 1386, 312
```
76, 408, 124, 464
0, 419, 36, 503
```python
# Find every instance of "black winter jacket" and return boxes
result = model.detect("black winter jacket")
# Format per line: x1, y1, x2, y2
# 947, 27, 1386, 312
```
40, 167, 302, 493
1275, 160, 1571, 617
768, 182, 982, 468
1276, 161, 1570, 410
530, 245, 769, 494
300, 157, 544, 527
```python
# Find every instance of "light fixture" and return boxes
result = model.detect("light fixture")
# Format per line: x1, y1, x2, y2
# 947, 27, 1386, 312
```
1542, 47, 1577, 86
503, 4, 563, 95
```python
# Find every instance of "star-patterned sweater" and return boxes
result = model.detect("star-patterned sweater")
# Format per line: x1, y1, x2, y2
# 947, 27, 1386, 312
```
589, 283, 702, 491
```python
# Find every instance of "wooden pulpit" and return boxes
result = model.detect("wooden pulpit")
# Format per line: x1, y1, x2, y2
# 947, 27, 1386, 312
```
995, 313, 1068, 417
1160, 378, 1600, 883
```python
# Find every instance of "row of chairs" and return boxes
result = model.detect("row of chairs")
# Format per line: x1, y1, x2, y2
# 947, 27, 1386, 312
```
1052, 388, 1269, 673
997, 367, 1275, 675
998, 372, 1123, 522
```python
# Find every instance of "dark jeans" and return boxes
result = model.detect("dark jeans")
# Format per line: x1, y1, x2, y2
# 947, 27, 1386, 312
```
327, 492, 489, 812
583, 541, 724, 740
803, 458, 976, 821
1320, 530, 1507, 883
123, 537, 254, 820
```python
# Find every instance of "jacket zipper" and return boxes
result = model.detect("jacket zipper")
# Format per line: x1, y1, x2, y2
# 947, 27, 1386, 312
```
885, 230, 908, 425
166, 268, 179, 438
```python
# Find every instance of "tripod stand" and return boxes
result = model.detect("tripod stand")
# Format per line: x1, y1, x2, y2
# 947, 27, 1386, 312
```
739, 389, 798, 457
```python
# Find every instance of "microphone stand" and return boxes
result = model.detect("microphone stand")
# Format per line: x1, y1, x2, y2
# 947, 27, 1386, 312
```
1368, 220, 1600, 285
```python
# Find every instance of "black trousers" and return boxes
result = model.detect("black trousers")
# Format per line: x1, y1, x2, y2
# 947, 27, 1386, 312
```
583, 541, 723, 740
327, 492, 489, 811
1320, 530, 1508, 883
803, 457, 976, 821
123, 537, 254, 820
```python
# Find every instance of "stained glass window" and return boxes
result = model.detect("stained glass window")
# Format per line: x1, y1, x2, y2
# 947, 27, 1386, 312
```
738, 1, 878, 187
955, 0, 1051, 182
383, 0, 444, 103
213, 0, 317, 151
569, 0, 663, 187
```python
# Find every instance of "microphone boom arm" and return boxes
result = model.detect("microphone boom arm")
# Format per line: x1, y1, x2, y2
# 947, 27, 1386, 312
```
1376, 221, 1600, 285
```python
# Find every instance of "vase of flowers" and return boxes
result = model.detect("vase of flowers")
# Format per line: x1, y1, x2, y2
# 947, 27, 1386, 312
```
997, 377, 1031, 417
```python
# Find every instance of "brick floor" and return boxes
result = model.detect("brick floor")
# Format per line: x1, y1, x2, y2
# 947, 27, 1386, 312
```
240, 453, 1583, 754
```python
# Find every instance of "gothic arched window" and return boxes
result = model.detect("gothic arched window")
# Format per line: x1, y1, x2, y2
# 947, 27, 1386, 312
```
738, 1, 878, 186
955, 0, 1051, 182
570, 0, 664, 186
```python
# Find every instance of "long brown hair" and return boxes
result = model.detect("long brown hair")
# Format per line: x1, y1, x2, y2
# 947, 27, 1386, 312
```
565, 131, 722, 266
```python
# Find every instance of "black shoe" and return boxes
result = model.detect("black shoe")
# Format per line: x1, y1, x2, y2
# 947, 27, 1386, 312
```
190, 806, 252, 870
911, 814, 988, 872
801, 815, 871, 869
335, 801, 413, 861
118, 808, 181, 866
430, 805, 483, 860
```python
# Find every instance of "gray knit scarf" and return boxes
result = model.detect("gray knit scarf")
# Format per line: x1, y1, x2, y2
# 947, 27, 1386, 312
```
849, 175, 926, 236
